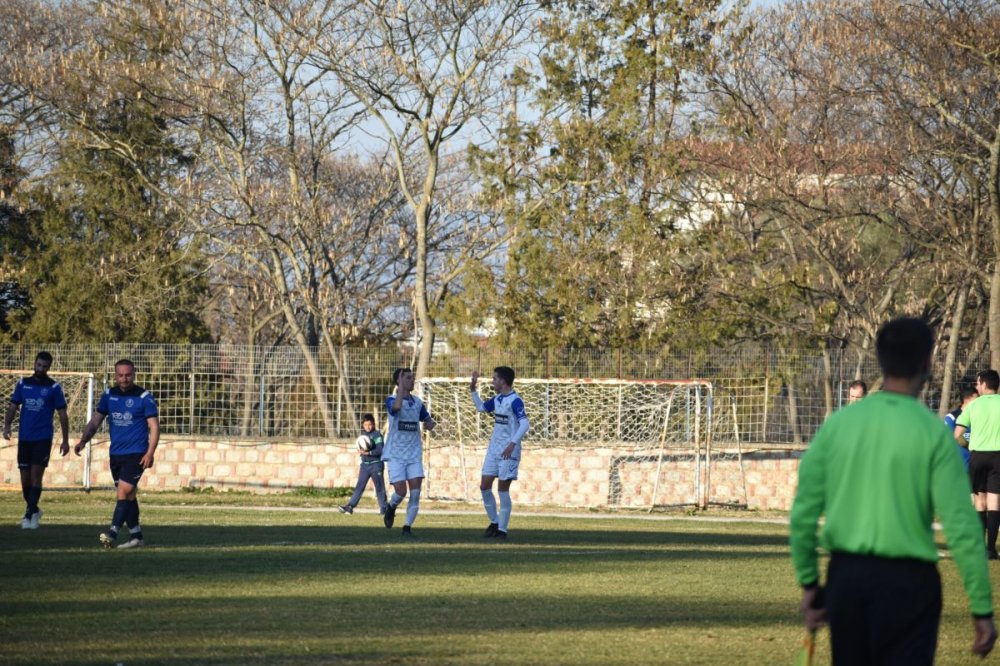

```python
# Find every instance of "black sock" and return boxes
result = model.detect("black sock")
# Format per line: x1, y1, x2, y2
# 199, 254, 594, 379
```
125, 500, 140, 528
111, 500, 129, 533
27, 486, 42, 515
979, 510, 988, 542
987, 512, 1000, 553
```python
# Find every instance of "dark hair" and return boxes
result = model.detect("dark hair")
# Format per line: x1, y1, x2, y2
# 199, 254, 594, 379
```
392, 367, 412, 386
875, 317, 933, 380
35, 351, 53, 364
362, 413, 375, 424
114, 359, 135, 370
494, 366, 515, 386
960, 386, 980, 401
848, 379, 867, 394
978, 370, 1000, 392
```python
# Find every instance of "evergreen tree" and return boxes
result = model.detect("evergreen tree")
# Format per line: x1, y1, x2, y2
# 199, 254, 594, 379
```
8, 97, 211, 342
470, 0, 737, 349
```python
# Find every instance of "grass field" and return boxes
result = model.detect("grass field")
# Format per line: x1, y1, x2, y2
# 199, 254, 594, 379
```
0, 490, 994, 665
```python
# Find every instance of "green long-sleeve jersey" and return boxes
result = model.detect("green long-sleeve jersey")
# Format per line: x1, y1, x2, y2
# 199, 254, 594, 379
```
789, 391, 993, 617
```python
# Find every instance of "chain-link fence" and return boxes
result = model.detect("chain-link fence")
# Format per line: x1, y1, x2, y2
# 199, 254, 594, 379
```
0, 342, 989, 443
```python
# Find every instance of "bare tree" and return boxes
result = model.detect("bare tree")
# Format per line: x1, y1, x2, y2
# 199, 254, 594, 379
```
307, 0, 535, 379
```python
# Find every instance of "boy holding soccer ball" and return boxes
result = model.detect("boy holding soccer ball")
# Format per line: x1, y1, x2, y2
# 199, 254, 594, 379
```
340, 413, 387, 515
471, 366, 530, 540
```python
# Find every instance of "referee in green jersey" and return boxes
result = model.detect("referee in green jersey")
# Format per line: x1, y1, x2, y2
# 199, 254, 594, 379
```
790, 318, 996, 664
954, 370, 1000, 559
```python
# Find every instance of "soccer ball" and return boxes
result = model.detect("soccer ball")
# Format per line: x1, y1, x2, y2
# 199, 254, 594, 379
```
355, 435, 373, 452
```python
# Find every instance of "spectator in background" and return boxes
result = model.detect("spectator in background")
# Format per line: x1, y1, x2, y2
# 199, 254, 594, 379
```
847, 379, 868, 404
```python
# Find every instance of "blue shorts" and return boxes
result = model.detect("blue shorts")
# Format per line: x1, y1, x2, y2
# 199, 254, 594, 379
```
110, 454, 146, 487
17, 439, 53, 469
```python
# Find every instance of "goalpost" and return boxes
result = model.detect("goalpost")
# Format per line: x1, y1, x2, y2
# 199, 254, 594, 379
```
418, 377, 747, 510
0, 370, 97, 490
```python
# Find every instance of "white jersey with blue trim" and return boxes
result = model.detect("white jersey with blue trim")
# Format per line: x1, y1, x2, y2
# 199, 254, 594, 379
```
383, 394, 431, 463
475, 390, 529, 459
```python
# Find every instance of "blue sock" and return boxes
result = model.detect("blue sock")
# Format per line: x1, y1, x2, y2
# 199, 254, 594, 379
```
111, 500, 129, 535
125, 500, 140, 529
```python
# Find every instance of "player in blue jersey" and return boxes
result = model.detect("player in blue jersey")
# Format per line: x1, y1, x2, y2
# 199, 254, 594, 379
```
3, 351, 70, 529
74, 359, 160, 549
946, 386, 978, 471
471, 366, 530, 540
382, 367, 435, 537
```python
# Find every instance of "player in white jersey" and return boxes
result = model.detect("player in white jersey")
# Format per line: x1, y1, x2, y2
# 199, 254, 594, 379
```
382, 367, 435, 537
471, 366, 529, 540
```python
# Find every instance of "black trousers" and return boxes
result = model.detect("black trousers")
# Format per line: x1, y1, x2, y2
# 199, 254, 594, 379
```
826, 552, 942, 666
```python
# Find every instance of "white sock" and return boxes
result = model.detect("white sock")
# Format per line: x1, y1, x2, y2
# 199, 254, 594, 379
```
405, 489, 420, 527
481, 489, 498, 523
498, 491, 512, 533
389, 492, 404, 508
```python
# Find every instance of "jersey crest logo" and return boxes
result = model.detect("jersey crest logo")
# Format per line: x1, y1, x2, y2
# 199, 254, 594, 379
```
40, 388, 49, 396
126, 398, 135, 408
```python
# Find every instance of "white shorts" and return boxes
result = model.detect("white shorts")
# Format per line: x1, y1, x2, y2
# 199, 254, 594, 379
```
482, 453, 519, 481
387, 460, 424, 484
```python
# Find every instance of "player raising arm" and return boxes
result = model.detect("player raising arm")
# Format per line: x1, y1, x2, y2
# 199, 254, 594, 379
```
471, 366, 529, 540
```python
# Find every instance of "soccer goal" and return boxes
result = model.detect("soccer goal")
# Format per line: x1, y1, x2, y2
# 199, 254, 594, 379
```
0, 370, 97, 489
418, 377, 747, 510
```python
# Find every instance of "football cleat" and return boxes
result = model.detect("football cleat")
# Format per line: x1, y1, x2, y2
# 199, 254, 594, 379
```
483, 522, 499, 538
20, 517, 31, 529
383, 503, 396, 528
339, 504, 353, 515
118, 537, 144, 550
99, 532, 117, 549
401, 525, 414, 538
494, 530, 508, 541
27, 509, 42, 529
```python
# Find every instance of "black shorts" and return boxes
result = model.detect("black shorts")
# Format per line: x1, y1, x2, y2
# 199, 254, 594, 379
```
17, 439, 53, 469
110, 454, 146, 487
969, 451, 1000, 494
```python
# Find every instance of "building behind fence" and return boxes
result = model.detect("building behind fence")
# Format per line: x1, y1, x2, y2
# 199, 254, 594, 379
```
0, 342, 990, 444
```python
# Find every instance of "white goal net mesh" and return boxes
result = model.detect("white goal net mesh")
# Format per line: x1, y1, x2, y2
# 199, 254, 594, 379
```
419, 377, 726, 449
419, 377, 747, 509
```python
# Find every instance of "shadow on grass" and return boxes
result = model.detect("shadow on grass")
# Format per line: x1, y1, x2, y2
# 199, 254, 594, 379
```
0, 518, 800, 665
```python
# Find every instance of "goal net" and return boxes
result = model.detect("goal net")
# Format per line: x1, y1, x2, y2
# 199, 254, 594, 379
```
418, 377, 746, 509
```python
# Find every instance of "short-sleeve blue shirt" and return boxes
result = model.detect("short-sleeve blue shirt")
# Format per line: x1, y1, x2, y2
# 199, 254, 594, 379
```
10, 376, 67, 441
97, 385, 159, 455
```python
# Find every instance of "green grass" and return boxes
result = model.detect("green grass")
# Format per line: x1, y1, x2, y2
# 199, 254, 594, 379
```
0, 491, 994, 665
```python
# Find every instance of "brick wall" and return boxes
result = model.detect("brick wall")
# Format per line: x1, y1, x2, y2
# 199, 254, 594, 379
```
0, 436, 803, 510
